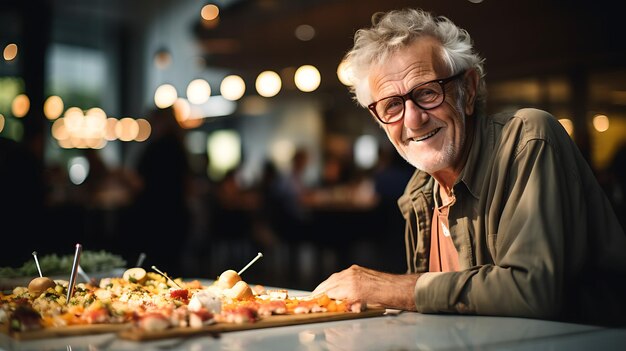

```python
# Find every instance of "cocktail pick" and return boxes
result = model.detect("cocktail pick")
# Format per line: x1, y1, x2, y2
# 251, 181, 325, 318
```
66, 243, 82, 304
151, 265, 182, 289
136, 252, 147, 267
238, 252, 263, 276
32, 251, 43, 278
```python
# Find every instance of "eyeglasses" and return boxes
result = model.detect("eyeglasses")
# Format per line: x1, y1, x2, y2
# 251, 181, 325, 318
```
367, 70, 466, 124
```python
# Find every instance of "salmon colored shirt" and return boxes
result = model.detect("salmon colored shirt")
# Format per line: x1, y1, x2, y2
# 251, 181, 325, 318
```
428, 185, 460, 272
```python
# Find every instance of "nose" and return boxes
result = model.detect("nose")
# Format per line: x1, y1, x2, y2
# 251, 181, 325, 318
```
403, 99, 429, 129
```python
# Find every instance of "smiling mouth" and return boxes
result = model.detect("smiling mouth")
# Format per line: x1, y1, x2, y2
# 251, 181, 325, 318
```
411, 128, 441, 142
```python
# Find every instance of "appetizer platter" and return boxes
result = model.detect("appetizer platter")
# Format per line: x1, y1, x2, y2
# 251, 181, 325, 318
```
0, 248, 385, 342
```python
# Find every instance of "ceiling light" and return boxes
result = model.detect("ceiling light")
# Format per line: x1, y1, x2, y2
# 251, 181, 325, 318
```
187, 79, 211, 105
295, 24, 315, 41
135, 119, 151, 142
3, 43, 18, 61
592, 114, 609, 132
12, 94, 30, 118
154, 84, 178, 108
294, 65, 321, 92
44, 96, 64, 120
337, 60, 354, 86
201, 4, 220, 21
256, 71, 281, 97
220, 75, 246, 101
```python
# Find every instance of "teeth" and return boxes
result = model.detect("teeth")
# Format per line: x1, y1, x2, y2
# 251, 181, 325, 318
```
412, 128, 439, 142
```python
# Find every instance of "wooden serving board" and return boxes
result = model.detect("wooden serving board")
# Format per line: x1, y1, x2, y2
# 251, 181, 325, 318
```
1, 309, 387, 341
2, 323, 131, 341
118, 308, 387, 341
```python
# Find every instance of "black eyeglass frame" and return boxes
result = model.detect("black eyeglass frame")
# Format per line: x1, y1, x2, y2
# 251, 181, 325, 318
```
367, 70, 466, 124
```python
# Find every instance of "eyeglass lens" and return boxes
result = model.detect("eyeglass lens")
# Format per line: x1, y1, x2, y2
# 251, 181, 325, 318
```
376, 81, 444, 122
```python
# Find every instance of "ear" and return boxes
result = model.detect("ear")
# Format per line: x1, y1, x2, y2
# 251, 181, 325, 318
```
463, 69, 480, 116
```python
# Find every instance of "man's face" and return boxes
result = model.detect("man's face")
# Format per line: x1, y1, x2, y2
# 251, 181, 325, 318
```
368, 37, 470, 177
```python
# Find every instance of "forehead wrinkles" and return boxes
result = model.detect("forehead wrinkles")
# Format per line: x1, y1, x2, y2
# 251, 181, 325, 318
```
370, 61, 434, 100
369, 38, 444, 100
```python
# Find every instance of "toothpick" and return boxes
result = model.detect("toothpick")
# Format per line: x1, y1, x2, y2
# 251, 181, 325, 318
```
238, 252, 263, 276
136, 252, 146, 267
66, 243, 82, 304
32, 251, 43, 278
151, 265, 182, 289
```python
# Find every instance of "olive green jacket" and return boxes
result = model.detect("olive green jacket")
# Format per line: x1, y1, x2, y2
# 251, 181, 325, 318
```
398, 108, 626, 324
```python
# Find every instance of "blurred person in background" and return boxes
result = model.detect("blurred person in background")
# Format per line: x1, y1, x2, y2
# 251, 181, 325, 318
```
130, 106, 191, 276
273, 148, 314, 232
209, 166, 258, 274
180, 149, 215, 278
314, 8, 626, 325
370, 145, 414, 273
262, 148, 316, 287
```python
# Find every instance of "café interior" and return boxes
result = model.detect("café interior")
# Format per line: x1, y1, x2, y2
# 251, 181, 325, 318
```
1, 0, 625, 290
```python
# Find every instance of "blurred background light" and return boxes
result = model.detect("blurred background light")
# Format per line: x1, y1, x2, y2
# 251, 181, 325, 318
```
220, 75, 246, 101
294, 24, 315, 41
173, 98, 192, 123
201, 4, 219, 21
174, 98, 203, 129
208, 130, 241, 180
44, 95, 64, 120
3, 43, 18, 61
115, 117, 139, 141
104, 118, 119, 141
51, 118, 69, 141
134, 118, 151, 142
68, 156, 89, 185
354, 135, 378, 169
337, 60, 355, 86
593, 114, 609, 132
187, 78, 211, 105
256, 71, 281, 97
294, 65, 321, 92
83, 108, 107, 139
195, 95, 237, 118
11, 94, 30, 118
154, 84, 178, 108
63, 107, 84, 134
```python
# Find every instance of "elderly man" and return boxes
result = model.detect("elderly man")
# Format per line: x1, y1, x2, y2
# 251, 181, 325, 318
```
313, 8, 626, 325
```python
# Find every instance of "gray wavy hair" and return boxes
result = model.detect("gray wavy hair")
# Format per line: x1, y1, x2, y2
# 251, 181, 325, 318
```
345, 8, 487, 113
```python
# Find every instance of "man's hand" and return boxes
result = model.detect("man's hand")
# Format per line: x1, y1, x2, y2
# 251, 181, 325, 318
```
312, 265, 420, 311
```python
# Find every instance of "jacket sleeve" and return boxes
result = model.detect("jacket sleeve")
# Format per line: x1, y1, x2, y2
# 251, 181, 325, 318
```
414, 114, 575, 319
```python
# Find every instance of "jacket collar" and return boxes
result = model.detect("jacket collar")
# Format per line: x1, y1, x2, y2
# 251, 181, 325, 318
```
457, 112, 491, 200
398, 169, 433, 220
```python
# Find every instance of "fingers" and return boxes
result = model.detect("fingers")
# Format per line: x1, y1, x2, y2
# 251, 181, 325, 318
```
312, 265, 367, 300
312, 268, 343, 295
311, 282, 325, 295
311, 273, 331, 294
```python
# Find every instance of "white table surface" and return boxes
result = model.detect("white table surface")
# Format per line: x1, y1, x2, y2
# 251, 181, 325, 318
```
2, 282, 625, 351
2, 311, 626, 351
